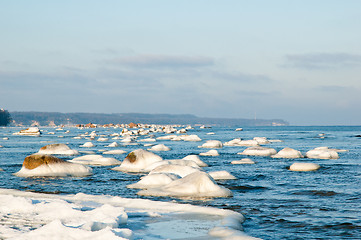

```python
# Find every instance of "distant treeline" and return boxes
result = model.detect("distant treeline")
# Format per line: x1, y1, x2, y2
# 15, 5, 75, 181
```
9, 111, 289, 127
0, 109, 12, 126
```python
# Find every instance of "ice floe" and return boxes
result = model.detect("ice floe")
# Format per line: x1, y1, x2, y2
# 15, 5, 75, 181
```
0, 189, 246, 239
69, 154, 121, 166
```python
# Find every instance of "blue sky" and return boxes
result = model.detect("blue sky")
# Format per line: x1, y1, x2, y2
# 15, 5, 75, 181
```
1, 1, 360, 125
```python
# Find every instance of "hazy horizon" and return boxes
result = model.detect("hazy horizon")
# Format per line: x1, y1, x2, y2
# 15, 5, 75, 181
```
1, 1, 360, 126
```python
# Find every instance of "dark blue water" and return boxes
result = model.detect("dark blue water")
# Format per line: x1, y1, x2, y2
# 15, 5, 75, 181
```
1, 126, 360, 239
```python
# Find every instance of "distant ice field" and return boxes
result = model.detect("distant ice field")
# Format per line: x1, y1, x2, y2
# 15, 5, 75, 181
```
1, 125, 361, 239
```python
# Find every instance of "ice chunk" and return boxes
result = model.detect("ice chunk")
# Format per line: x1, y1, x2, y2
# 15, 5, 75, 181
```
38, 143, 79, 155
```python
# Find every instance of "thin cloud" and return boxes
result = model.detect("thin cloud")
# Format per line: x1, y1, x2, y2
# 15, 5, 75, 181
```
210, 70, 274, 83
284, 53, 361, 70
106, 54, 214, 69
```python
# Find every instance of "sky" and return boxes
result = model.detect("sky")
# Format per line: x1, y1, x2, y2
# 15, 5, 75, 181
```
1, 1, 361, 125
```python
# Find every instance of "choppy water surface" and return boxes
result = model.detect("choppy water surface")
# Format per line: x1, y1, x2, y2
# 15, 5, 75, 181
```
1, 126, 360, 239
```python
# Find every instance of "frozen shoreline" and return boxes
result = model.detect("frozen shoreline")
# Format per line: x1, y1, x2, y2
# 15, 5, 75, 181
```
0, 188, 256, 240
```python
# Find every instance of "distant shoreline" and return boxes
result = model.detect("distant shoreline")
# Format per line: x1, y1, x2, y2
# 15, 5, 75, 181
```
9, 111, 289, 127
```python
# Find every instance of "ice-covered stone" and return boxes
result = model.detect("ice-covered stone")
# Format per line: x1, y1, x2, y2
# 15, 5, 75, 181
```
209, 170, 237, 180
231, 158, 255, 164
80, 142, 95, 148
239, 146, 277, 156
272, 147, 303, 158
14, 154, 92, 177
199, 140, 223, 148
289, 162, 321, 171
127, 173, 180, 189
138, 171, 232, 198
112, 149, 163, 173
148, 144, 171, 151
200, 149, 219, 156
306, 147, 339, 159
38, 143, 79, 155
183, 155, 208, 167
69, 154, 121, 166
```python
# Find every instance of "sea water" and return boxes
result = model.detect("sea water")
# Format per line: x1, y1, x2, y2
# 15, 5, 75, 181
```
0, 126, 360, 239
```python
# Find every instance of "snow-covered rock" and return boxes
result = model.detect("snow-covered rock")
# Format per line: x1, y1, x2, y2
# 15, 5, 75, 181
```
14, 154, 92, 177
200, 149, 219, 156
147, 144, 171, 151
127, 173, 180, 189
305, 147, 339, 159
102, 150, 127, 155
239, 146, 277, 156
209, 170, 236, 180
138, 172, 232, 198
107, 142, 119, 147
112, 149, 163, 173
289, 162, 321, 171
182, 135, 202, 141
38, 143, 79, 155
183, 155, 208, 167
199, 140, 223, 148
69, 154, 121, 166
80, 142, 95, 148
272, 147, 304, 158
13, 127, 41, 136
231, 158, 255, 164
149, 164, 200, 178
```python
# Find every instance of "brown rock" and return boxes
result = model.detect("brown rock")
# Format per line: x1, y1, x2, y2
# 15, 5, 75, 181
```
128, 122, 138, 128
23, 154, 66, 170
126, 152, 137, 163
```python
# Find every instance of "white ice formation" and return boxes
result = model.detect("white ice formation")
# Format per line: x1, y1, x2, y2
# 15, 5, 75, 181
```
238, 146, 277, 156
138, 171, 233, 198
199, 140, 223, 148
69, 154, 121, 166
305, 147, 340, 159
289, 162, 321, 171
112, 149, 163, 173
38, 143, 79, 155
199, 149, 220, 156
272, 147, 304, 158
